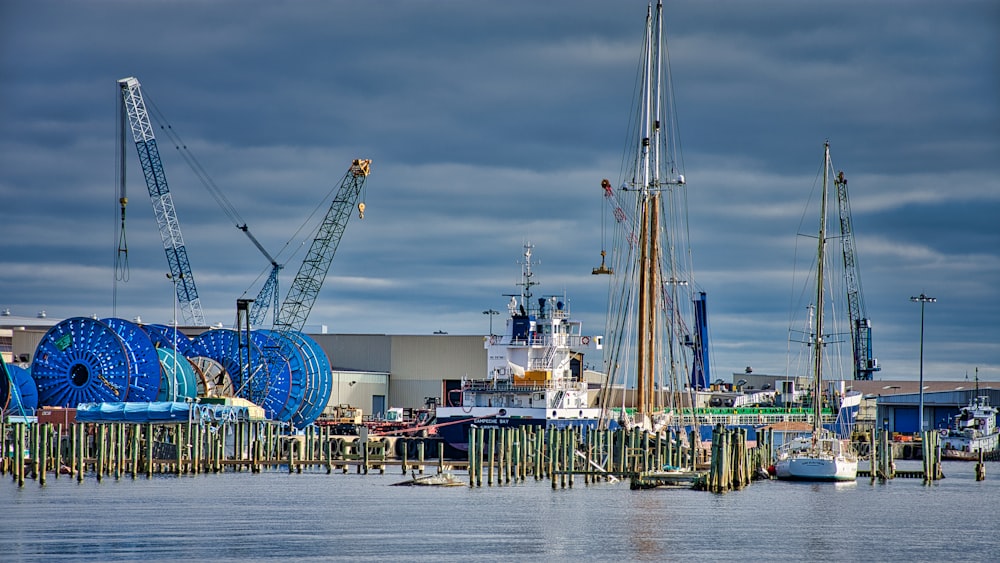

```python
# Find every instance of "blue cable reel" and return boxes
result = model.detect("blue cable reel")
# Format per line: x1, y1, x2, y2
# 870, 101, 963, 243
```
188, 329, 291, 421
285, 331, 333, 427
250, 330, 301, 424
101, 318, 162, 401
1, 363, 39, 416
32, 317, 154, 407
143, 323, 195, 357
156, 347, 198, 402
257, 330, 321, 428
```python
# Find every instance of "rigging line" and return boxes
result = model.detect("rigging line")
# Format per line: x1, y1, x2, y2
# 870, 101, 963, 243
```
143, 94, 244, 227
148, 90, 343, 273
113, 88, 130, 322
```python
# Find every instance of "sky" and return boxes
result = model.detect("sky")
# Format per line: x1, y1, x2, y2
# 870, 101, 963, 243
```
1, 0, 997, 383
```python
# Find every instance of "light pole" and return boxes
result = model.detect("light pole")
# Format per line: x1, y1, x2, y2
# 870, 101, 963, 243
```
482, 309, 499, 336
167, 272, 184, 402
910, 293, 936, 433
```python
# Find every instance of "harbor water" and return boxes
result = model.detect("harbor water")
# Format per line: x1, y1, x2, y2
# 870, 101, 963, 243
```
2, 460, 997, 562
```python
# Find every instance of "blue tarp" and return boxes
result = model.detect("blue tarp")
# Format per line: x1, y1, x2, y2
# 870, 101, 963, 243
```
75, 401, 253, 423
76, 401, 192, 423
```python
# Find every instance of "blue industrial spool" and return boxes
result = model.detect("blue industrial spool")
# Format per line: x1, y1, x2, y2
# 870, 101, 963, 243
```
188, 329, 292, 421
156, 347, 198, 402
101, 318, 162, 401
284, 331, 333, 427
31, 317, 155, 407
1, 364, 38, 415
143, 323, 195, 357
250, 330, 303, 424
258, 330, 328, 428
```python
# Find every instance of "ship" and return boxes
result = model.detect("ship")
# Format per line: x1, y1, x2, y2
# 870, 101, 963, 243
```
940, 395, 999, 461
434, 245, 606, 452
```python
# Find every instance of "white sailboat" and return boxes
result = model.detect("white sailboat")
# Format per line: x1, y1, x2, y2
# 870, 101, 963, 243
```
774, 142, 859, 482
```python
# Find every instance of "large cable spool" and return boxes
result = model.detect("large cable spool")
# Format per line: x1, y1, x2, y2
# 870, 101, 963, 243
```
101, 318, 162, 401
283, 331, 333, 427
32, 317, 157, 407
256, 330, 323, 428
188, 356, 233, 398
250, 330, 302, 424
142, 323, 195, 357
156, 347, 198, 402
1, 364, 38, 415
188, 329, 291, 421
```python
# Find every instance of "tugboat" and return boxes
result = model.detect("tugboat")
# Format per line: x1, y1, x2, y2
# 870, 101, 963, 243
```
434, 245, 604, 453
940, 395, 999, 461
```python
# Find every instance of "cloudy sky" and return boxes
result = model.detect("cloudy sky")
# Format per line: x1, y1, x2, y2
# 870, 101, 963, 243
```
1, 1, 997, 382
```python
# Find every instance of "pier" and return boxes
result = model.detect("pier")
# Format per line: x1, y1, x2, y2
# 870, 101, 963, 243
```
3, 416, 984, 490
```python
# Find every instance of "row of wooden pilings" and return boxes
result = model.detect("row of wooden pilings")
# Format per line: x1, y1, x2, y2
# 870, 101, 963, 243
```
861, 429, 948, 483
3, 418, 766, 492
704, 425, 773, 493
1, 418, 447, 487
463, 424, 774, 491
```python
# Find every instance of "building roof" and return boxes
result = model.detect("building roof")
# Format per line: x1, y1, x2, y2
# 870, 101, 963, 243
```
845, 380, 997, 397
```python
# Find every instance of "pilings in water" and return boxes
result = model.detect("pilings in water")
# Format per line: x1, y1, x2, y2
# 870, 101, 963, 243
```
704, 425, 772, 493
463, 424, 776, 491
0, 417, 445, 485
921, 429, 943, 483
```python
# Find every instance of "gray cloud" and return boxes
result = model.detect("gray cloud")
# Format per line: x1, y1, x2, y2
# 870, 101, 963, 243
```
1, 0, 997, 382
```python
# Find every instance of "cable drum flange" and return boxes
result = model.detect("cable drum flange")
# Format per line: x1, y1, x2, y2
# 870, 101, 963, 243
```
1, 364, 38, 415
284, 331, 333, 427
32, 317, 136, 407
101, 317, 162, 401
156, 347, 198, 401
253, 330, 304, 426
188, 329, 291, 421
143, 323, 195, 357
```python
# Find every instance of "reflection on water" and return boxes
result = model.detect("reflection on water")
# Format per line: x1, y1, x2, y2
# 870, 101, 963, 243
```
2, 461, 997, 562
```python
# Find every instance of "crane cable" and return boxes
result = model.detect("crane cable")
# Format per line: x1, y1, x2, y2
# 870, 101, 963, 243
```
113, 89, 130, 322
141, 91, 356, 299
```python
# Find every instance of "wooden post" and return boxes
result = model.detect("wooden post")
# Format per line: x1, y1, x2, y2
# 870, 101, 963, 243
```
15, 422, 25, 487
417, 439, 425, 475
401, 438, 409, 474
468, 427, 475, 487
437, 441, 444, 476
486, 428, 495, 486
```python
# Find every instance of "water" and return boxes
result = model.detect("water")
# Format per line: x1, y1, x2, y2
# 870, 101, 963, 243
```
3, 461, 997, 562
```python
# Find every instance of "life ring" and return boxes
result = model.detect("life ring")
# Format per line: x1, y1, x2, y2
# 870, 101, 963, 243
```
581, 336, 590, 345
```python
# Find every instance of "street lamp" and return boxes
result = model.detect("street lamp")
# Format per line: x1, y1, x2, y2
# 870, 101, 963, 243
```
910, 293, 936, 433
482, 309, 499, 336
167, 272, 184, 402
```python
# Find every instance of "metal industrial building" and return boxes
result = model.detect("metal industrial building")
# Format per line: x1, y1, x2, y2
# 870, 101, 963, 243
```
309, 333, 486, 417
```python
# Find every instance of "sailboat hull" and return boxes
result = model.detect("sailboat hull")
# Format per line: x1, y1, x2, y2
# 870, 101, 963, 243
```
774, 456, 858, 481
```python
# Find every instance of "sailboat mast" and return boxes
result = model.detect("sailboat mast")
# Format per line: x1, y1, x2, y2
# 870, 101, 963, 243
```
636, 2, 656, 419
813, 142, 831, 434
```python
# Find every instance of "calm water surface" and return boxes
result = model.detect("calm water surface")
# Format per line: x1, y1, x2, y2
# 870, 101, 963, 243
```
3, 460, 997, 562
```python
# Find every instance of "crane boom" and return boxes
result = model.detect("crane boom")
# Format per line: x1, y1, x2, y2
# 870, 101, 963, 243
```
238, 224, 283, 326
835, 171, 879, 380
118, 76, 206, 326
239, 159, 370, 413
275, 159, 371, 333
